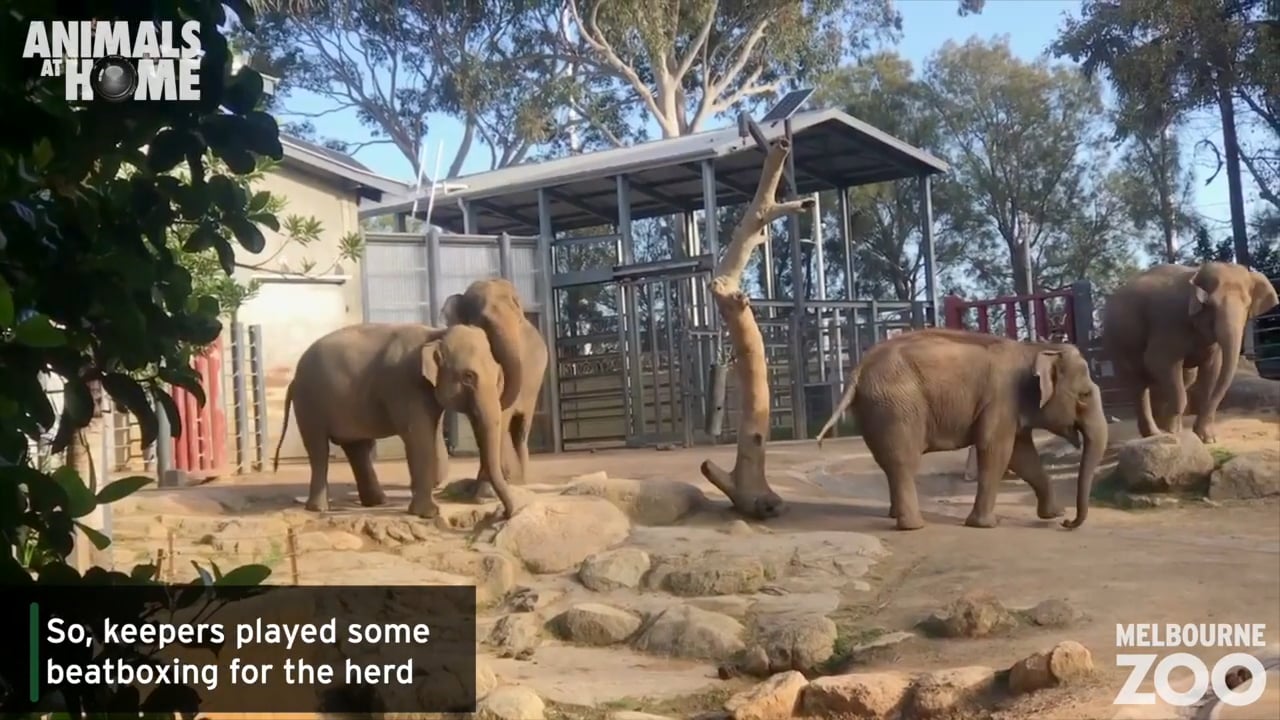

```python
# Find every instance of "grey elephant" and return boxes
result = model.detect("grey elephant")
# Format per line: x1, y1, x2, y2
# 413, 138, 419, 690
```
442, 277, 549, 485
272, 323, 516, 519
1102, 261, 1278, 443
815, 328, 1107, 531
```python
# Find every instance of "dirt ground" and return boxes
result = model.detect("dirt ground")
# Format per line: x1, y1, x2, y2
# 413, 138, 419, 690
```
109, 410, 1280, 719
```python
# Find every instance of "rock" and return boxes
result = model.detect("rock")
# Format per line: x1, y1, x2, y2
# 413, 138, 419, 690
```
290, 530, 364, 553
724, 520, 755, 535
801, 672, 914, 718
208, 518, 289, 557
922, 591, 1014, 638
493, 496, 630, 573
1008, 640, 1094, 694
485, 614, 542, 657
689, 596, 752, 618
1024, 598, 1084, 628
550, 603, 642, 646
505, 586, 559, 613
476, 657, 498, 698
751, 613, 838, 673
633, 605, 746, 660
648, 554, 768, 597
579, 548, 651, 591
609, 713, 677, 720
738, 645, 772, 677
1115, 432, 1215, 492
476, 685, 544, 720
1209, 450, 1280, 500
397, 547, 519, 608
561, 476, 707, 525
723, 670, 807, 720
1115, 492, 1182, 509
909, 666, 997, 718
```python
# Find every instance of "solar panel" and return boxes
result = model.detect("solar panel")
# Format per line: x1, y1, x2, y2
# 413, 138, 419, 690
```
760, 88, 815, 122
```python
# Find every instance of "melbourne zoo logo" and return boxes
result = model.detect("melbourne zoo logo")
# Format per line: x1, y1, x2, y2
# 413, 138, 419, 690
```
22, 21, 202, 102
1114, 623, 1276, 709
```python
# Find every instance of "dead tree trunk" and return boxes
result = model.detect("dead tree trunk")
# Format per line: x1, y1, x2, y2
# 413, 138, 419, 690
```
699, 139, 812, 519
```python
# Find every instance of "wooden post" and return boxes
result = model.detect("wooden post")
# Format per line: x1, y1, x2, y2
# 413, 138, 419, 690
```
698, 139, 811, 519
166, 529, 175, 582
286, 527, 300, 585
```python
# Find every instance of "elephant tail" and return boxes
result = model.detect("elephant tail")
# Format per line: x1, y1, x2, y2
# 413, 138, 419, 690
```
816, 364, 861, 448
272, 381, 294, 472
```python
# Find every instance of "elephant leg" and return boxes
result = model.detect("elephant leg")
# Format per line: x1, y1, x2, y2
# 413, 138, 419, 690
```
301, 428, 332, 513
1007, 431, 1063, 519
511, 412, 532, 485
341, 440, 385, 507
1145, 349, 1187, 434
866, 435, 925, 530
402, 412, 444, 519
1116, 356, 1158, 437
499, 421, 522, 485
1190, 351, 1221, 443
965, 435, 1015, 529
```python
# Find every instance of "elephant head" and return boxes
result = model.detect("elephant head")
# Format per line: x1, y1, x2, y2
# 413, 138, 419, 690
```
421, 325, 515, 517
443, 279, 527, 410
1026, 346, 1108, 529
1187, 262, 1279, 417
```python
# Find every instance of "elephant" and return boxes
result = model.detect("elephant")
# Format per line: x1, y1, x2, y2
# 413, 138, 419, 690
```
442, 278, 549, 486
271, 323, 516, 519
815, 328, 1107, 531
1101, 262, 1278, 443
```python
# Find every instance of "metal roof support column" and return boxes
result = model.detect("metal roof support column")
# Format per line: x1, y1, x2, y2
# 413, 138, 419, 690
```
700, 159, 723, 346
616, 174, 643, 441
461, 199, 478, 235
498, 232, 512, 280
536, 189, 563, 453
918, 175, 939, 327
394, 212, 408, 232
785, 119, 808, 441
838, 188, 855, 300
426, 225, 457, 452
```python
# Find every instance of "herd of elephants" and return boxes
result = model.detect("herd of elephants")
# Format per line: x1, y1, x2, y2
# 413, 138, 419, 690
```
273, 260, 1278, 533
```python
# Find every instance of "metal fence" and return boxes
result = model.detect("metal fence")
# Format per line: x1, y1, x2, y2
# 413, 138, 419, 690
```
1253, 272, 1280, 380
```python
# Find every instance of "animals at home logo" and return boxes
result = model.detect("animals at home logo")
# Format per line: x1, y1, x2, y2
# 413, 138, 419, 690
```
22, 20, 202, 102
1114, 623, 1270, 707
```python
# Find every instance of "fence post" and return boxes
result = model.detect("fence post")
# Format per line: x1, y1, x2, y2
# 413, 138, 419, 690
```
248, 325, 269, 470
286, 527, 300, 585
705, 363, 727, 438
231, 322, 250, 473
155, 389, 174, 483
942, 295, 966, 330
497, 231, 512, 280
1070, 280, 1094, 351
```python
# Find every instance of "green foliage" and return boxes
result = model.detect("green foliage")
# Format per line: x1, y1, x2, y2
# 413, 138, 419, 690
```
2, 0, 276, 708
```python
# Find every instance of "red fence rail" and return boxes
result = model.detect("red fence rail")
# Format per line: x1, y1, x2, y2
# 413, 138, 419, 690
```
942, 285, 1086, 344
171, 337, 228, 478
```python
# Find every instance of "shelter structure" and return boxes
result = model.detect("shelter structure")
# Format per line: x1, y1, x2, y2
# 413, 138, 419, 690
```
359, 102, 948, 454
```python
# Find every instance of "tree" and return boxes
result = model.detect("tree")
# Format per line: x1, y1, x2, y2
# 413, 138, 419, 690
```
1054, 0, 1280, 266
921, 37, 1140, 304
3, 0, 274, 648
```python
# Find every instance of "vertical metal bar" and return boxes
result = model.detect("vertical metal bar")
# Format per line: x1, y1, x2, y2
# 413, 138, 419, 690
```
918, 175, 939, 326
425, 227, 456, 451
359, 240, 372, 323
461, 200, 478, 235
646, 281, 661, 436
839, 188, 855, 300
812, 192, 828, 382
248, 324, 268, 470
498, 231, 513, 280
231, 322, 250, 473
662, 280, 677, 435
537, 189, 563, 452
786, 146, 807, 439
617, 175, 644, 442
763, 224, 776, 299
155, 389, 173, 477
701, 160, 723, 368
678, 281, 696, 447
394, 212, 408, 232
869, 300, 881, 345
616, 176, 635, 264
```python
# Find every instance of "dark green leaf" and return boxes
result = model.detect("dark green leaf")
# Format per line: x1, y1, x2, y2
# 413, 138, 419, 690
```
192, 561, 214, 586
243, 111, 283, 159
52, 466, 98, 519
130, 563, 159, 581
209, 174, 247, 212
37, 561, 81, 584
14, 313, 67, 347
214, 237, 237, 275
224, 70, 265, 116
215, 563, 272, 586
96, 475, 153, 504
248, 212, 280, 232
220, 148, 256, 175
159, 365, 207, 407
224, 0, 258, 31
228, 217, 266, 253
183, 224, 220, 253
52, 378, 95, 453
248, 191, 272, 213
102, 373, 159, 449
74, 521, 112, 550
0, 274, 14, 328
146, 129, 191, 173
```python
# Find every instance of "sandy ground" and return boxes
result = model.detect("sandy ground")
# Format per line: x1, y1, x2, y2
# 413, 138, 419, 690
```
112, 410, 1280, 719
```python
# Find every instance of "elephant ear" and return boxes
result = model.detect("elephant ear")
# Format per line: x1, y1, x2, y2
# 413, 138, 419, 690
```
442, 295, 466, 326
421, 341, 444, 385
1187, 270, 1211, 315
1248, 270, 1279, 318
1033, 351, 1061, 408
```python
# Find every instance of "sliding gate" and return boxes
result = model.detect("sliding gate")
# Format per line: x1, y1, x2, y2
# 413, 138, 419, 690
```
551, 232, 717, 449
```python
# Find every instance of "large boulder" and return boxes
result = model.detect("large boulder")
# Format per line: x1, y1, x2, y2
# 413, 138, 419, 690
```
1007, 640, 1094, 695
750, 612, 838, 673
1115, 431, 1215, 493
1209, 450, 1280, 501
908, 666, 997, 718
633, 605, 745, 660
723, 670, 807, 720
579, 548, 651, 591
921, 591, 1014, 639
549, 603, 642, 646
801, 672, 914, 718
397, 547, 519, 608
485, 613, 543, 657
561, 476, 708, 525
647, 554, 769, 597
476, 685, 544, 720
493, 496, 630, 573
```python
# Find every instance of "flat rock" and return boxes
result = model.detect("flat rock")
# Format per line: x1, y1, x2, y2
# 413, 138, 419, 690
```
550, 603, 642, 646
1115, 492, 1182, 509
750, 612, 838, 673
723, 670, 807, 720
1116, 431, 1215, 492
476, 685, 544, 720
561, 476, 708, 525
801, 671, 914, 718
486, 613, 543, 657
649, 554, 768, 596
922, 591, 1014, 638
292, 530, 364, 553
633, 605, 745, 660
494, 496, 630, 573
1024, 598, 1084, 628
1008, 640, 1094, 694
579, 548, 651, 591
397, 546, 519, 608
909, 666, 997, 718
1209, 450, 1280, 500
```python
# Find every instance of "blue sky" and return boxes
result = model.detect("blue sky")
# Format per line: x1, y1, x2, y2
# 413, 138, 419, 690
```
280, 0, 1246, 228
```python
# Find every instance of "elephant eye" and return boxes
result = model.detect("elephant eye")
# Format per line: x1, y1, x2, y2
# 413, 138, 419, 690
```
461, 370, 478, 386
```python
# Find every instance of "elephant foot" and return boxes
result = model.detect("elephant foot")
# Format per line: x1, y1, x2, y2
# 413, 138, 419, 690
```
1193, 423, 1216, 444
407, 496, 440, 519
1037, 502, 1065, 520
358, 490, 387, 507
964, 511, 999, 529
894, 513, 925, 531
304, 496, 330, 513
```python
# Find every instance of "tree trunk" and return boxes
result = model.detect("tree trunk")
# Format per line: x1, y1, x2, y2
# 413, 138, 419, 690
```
699, 140, 810, 520
1216, 77, 1252, 268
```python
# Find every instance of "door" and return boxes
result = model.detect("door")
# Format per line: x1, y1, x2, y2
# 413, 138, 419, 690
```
237, 279, 350, 464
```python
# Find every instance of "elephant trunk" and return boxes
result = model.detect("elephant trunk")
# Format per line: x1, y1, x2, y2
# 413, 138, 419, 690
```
1207, 303, 1246, 416
487, 316, 525, 410
473, 389, 517, 518
1064, 387, 1107, 529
